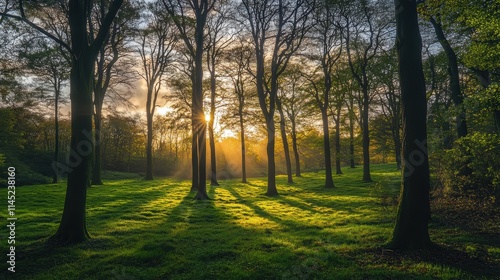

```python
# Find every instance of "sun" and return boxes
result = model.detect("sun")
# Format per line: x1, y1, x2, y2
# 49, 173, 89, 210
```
205, 114, 211, 122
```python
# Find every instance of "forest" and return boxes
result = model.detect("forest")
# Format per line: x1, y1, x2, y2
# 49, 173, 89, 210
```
0, 0, 499, 279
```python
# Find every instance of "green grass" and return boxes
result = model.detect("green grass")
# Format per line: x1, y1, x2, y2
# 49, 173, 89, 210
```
3, 164, 499, 279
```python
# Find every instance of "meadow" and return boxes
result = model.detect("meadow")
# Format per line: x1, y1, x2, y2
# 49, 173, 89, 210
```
3, 164, 499, 279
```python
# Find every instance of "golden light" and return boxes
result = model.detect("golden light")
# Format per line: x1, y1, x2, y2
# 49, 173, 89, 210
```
205, 114, 211, 122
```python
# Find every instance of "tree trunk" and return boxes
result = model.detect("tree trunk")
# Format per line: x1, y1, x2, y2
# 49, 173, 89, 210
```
334, 116, 343, 175
322, 109, 335, 188
145, 110, 154, 180
91, 105, 103, 185
209, 75, 219, 186
430, 17, 468, 138
277, 99, 293, 183
193, 23, 209, 200
291, 118, 301, 177
52, 53, 94, 244
239, 111, 247, 183
389, 0, 432, 250
266, 117, 278, 196
53, 87, 60, 184
349, 98, 356, 168
191, 112, 199, 192
361, 86, 372, 182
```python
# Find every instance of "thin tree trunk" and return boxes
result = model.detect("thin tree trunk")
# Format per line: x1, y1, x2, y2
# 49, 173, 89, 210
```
145, 110, 154, 180
349, 98, 356, 168
334, 116, 343, 175
361, 86, 372, 182
322, 109, 335, 188
389, 0, 432, 250
91, 106, 103, 185
430, 17, 468, 138
239, 111, 247, 183
53, 87, 60, 183
277, 99, 293, 183
291, 118, 301, 177
209, 75, 219, 186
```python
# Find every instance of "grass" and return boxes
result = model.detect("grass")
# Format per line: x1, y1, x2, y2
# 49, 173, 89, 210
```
3, 164, 499, 279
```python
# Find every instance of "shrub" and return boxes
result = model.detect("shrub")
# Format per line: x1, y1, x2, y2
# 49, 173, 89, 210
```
433, 133, 500, 204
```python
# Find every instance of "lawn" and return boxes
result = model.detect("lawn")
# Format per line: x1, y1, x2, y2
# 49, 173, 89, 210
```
3, 164, 499, 279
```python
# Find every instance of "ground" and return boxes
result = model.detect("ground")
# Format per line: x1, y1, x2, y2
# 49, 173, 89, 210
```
3, 164, 499, 279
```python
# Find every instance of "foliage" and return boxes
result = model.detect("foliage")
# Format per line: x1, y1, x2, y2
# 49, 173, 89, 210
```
433, 132, 500, 204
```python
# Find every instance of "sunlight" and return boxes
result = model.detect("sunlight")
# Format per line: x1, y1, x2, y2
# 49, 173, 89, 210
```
157, 106, 173, 116
205, 113, 211, 122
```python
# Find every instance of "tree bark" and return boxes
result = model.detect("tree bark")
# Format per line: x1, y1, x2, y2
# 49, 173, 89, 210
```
266, 118, 278, 196
361, 85, 372, 182
145, 109, 154, 180
430, 17, 468, 138
290, 117, 301, 177
239, 109, 247, 183
334, 114, 343, 175
52, 84, 60, 184
322, 109, 335, 188
91, 108, 103, 184
208, 72, 219, 186
389, 0, 432, 250
52, 52, 94, 244
277, 99, 293, 183
348, 96, 356, 168
193, 14, 209, 200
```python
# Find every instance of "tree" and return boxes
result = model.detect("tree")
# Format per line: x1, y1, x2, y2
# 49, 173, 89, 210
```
1, 0, 124, 244
371, 49, 402, 169
137, 1, 176, 180
305, 0, 343, 185
343, 0, 390, 182
280, 65, 309, 178
205, 0, 232, 186
91, 0, 139, 185
18, 39, 70, 183
388, 0, 432, 250
240, 0, 313, 196
276, 87, 294, 183
162, 0, 215, 200
223, 42, 253, 183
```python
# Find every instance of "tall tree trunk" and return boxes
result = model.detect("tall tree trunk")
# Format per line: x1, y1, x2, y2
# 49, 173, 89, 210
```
53, 87, 60, 184
239, 110, 247, 183
430, 17, 468, 138
349, 98, 356, 168
322, 109, 335, 188
277, 99, 293, 183
91, 104, 103, 185
145, 110, 154, 180
209, 74, 219, 186
191, 91, 199, 192
52, 54, 94, 244
389, 0, 432, 250
193, 25, 208, 200
361, 86, 372, 182
266, 117, 278, 195
291, 118, 301, 177
334, 116, 343, 175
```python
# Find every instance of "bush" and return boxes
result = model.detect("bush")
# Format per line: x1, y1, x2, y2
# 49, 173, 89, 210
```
432, 133, 500, 204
